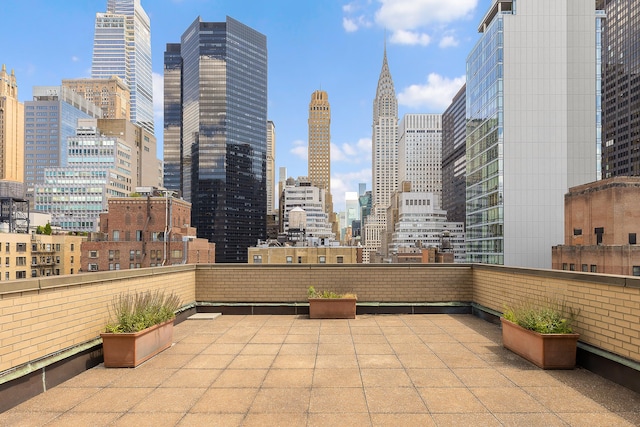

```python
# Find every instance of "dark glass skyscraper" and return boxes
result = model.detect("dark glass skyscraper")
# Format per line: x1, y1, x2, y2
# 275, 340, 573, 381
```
601, 0, 640, 177
164, 16, 268, 263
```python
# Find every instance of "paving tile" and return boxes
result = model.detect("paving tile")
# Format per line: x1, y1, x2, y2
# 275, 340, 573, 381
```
470, 387, 548, 413
247, 334, 286, 344
315, 354, 359, 369
226, 354, 276, 369
130, 387, 206, 413
452, 368, 513, 387
211, 369, 268, 388
525, 386, 609, 413
288, 326, 320, 335
396, 351, 447, 369
278, 343, 318, 355
112, 412, 185, 426
441, 352, 490, 369
238, 343, 282, 355
272, 354, 317, 369
352, 334, 388, 344
364, 387, 428, 413
200, 342, 245, 355
370, 413, 436, 426
167, 341, 210, 354
249, 388, 311, 413
431, 413, 502, 426
57, 365, 126, 388
406, 368, 465, 388
189, 388, 258, 413
497, 368, 566, 387
0, 411, 61, 427
262, 368, 314, 388
558, 412, 637, 427
8, 386, 98, 412
309, 388, 369, 413
44, 412, 122, 426
182, 353, 235, 369
70, 387, 154, 413
243, 413, 308, 426
319, 333, 353, 343
360, 368, 413, 387
418, 387, 486, 413
354, 343, 395, 355
177, 413, 245, 426
313, 368, 363, 387
137, 353, 194, 369
318, 342, 357, 355
349, 326, 383, 335
494, 412, 569, 427
159, 368, 222, 388
284, 334, 320, 344
308, 412, 372, 427
388, 342, 432, 355
357, 354, 402, 369
109, 367, 176, 387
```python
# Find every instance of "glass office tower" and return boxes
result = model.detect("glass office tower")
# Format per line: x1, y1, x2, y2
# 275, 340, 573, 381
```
164, 16, 268, 263
91, 0, 154, 133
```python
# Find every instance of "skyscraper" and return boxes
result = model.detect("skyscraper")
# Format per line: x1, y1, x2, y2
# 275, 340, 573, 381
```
466, 0, 597, 268
362, 46, 398, 263
442, 84, 467, 224
266, 120, 276, 215
601, 0, 640, 177
91, 0, 153, 133
308, 90, 331, 204
24, 86, 103, 203
164, 16, 268, 263
398, 114, 442, 200
0, 65, 23, 184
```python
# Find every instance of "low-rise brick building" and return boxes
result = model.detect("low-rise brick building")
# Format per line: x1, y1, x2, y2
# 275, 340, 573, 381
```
552, 177, 640, 275
81, 194, 214, 271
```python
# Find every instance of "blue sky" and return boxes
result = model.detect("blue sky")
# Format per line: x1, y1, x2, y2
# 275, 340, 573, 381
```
2, 0, 491, 211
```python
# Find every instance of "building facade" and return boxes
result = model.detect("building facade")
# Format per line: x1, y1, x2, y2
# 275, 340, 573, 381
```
362, 47, 398, 263
398, 113, 442, 201
81, 195, 215, 272
91, 0, 154, 133
248, 245, 360, 264
0, 233, 85, 280
308, 90, 332, 211
34, 120, 134, 232
552, 177, 640, 275
442, 84, 467, 224
163, 16, 268, 263
600, 0, 639, 177
465, 0, 597, 268
61, 77, 131, 121
0, 65, 24, 183
267, 120, 276, 215
279, 177, 334, 241
24, 87, 103, 204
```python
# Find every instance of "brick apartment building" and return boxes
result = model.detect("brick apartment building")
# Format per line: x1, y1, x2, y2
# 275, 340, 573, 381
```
81, 194, 215, 271
552, 177, 640, 275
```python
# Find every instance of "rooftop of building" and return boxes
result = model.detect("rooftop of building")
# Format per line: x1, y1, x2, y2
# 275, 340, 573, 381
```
2, 312, 639, 426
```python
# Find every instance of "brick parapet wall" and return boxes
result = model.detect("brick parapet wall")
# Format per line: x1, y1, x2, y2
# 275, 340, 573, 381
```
473, 264, 640, 363
0, 265, 196, 373
195, 264, 473, 303
2, 263, 639, 378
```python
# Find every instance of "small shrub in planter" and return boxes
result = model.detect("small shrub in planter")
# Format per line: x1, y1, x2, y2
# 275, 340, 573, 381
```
101, 290, 181, 367
501, 298, 580, 369
307, 286, 357, 319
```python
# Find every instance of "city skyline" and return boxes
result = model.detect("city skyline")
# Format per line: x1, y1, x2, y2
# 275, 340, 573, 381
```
1, 0, 490, 211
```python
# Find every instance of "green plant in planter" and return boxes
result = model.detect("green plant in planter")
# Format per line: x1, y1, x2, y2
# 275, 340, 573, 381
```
105, 290, 181, 333
308, 286, 356, 299
503, 298, 579, 334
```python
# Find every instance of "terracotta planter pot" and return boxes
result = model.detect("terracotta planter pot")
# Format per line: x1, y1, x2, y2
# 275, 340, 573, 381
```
501, 318, 579, 369
308, 298, 357, 319
101, 319, 174, 368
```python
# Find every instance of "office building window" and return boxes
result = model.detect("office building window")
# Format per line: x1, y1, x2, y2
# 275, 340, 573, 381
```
337, 256, 344, 263
319, 256, 326, 264
630, 233, 637, 245
253, 255, 262, 264
286, 256, 293, 264
633, 266, 640, 277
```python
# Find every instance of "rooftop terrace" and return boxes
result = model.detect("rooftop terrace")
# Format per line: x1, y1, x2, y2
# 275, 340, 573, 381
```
1, 263, 640, 424
2, 313, 640, 426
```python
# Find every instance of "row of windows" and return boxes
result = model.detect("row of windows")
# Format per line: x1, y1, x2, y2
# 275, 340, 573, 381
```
253, 255, 344, 264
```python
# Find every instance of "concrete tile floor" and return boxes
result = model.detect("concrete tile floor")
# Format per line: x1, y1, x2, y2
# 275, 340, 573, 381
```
2, 314, 640, 426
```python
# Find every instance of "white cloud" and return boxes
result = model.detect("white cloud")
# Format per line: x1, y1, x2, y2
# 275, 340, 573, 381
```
343, 17, 358, 32
439, 35, 459, 48
152, 72, 164, 125
290, 140, 307, 161
375, 0, 478, 30
331, 137, 372, 163
331, 168, 372, 211
398, 73, 466, 111
71, 56, 79, 62
390, 30, 431, 46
